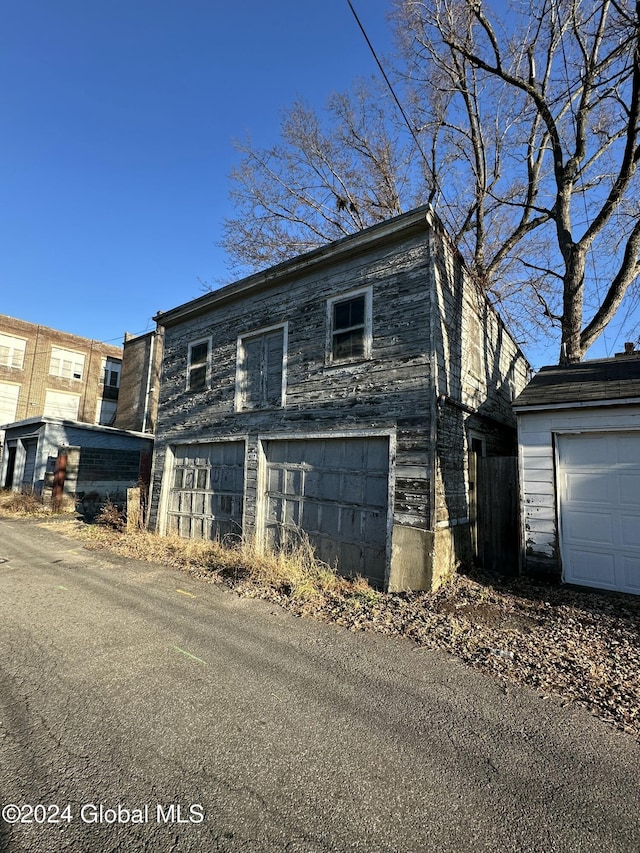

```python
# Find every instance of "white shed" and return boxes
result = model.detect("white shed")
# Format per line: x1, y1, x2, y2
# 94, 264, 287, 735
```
513, 353, 640, 595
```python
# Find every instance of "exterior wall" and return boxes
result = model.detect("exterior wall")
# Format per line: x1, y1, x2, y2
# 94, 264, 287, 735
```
429, 225, 530, 581
114, 329, 163, 434
150, 225, 434, 588
0, 314, 122, 429
60, 444, 152, 517
517, 404, 640, 579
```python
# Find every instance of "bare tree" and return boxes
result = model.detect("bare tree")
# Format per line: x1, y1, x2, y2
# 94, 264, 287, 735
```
223, 0, 640, 363
222, 81, 424, 273
397, 0, 640, 362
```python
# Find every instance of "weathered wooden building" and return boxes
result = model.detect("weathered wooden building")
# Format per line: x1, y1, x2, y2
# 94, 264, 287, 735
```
149, 207, 530, 590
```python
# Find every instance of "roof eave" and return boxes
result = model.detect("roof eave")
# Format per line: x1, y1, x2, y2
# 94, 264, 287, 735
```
514, 396, 640, 413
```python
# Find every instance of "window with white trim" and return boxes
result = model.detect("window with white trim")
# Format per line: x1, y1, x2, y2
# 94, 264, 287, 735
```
236, 325, 286, 411
187, 338, 211, 392
0, 334, 26, 370
327, 288, 372, 363
49, 347, 85, 380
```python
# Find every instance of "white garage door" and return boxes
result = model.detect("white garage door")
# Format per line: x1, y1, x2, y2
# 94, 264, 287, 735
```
167, 441, 244, 541
263, 437, 389, 587
558, 432, 640, 594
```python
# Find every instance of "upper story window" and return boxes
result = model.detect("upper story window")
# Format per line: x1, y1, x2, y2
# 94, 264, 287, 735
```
187, 338, 211, 392
236, 324, 287, 411
327, 287, 372, 364
0, 333, 26, 370
50, 346, 85, 381
103, 358, 121, 389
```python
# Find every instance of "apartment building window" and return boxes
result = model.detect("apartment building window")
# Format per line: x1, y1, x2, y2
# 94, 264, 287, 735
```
187, 338, 211, 392
49, 347, 85, 381
0, 382, 20, 424
0, 334, 27, 370
235, 324, 286, 411
327, 287, 372, 363
44, 389, 80, 419
103, 358, 121, 389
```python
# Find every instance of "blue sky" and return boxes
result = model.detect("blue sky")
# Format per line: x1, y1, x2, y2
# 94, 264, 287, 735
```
1, 0, 393, 344
1, 0, 637, 368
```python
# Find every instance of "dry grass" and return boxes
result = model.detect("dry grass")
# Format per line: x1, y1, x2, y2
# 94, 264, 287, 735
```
0, 490, 56, 517
46, 520, 371, 603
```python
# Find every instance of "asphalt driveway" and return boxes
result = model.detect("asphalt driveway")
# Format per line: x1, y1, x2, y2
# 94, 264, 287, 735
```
0, 518, 638, 852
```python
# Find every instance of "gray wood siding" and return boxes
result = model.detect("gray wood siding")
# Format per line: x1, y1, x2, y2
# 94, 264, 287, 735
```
150, 233, 434, 535
430, 228, 530, 531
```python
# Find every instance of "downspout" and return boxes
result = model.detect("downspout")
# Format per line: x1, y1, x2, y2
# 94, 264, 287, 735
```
141, 331, 156, 434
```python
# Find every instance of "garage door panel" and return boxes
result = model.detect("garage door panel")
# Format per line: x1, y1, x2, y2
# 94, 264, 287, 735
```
319, 472, 341, 501
285, 469, 302, 495
562, 435, 609, 466
618, 472, 640, 505
319, 503, 340, 534
364, 510, 386, 544
565, 472, 610, 503
623, 556, 640, 591
617, 436, 639, 463
343, 476, 364, 505
301, 501, 319, 530
563, 509, 613, 545
264, 437, 390, 586
365, 475, 388, 507
567, 548, 617, 587
558, 432, 640, 594
341, 508, 362, 540
621, 516, 640, 547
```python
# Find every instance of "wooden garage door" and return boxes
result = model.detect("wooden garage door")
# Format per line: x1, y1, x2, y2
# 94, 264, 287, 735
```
168, 441, 244, 541
263, 437, 389, 586
558, 432, 640, 594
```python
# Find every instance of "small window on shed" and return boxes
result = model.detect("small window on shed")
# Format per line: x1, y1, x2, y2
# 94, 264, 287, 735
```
327, 288, 372, 363
187, 339, 210, 392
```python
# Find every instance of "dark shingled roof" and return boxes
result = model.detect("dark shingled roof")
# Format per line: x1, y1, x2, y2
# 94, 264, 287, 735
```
513, 355, 640, 409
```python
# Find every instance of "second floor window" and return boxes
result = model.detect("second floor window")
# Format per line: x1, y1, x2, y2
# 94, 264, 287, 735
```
187, 339, 210, 392
50, 347, 85, 380
327, 288, 372, 363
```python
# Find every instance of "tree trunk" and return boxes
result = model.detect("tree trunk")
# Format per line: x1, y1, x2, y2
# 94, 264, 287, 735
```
560, 246, 586, 364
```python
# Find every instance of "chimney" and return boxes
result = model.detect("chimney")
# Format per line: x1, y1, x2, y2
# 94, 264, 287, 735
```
615, 341, 637, 357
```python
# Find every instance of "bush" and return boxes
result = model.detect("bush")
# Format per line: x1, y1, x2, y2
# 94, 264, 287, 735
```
95, 499, 127, 531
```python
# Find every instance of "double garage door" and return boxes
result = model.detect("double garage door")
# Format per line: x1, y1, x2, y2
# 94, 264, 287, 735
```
168, 436, 390, 587
558, 432, 640, 594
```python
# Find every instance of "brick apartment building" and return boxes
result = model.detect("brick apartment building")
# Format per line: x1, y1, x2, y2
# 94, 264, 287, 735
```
0, 314, 123, 429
